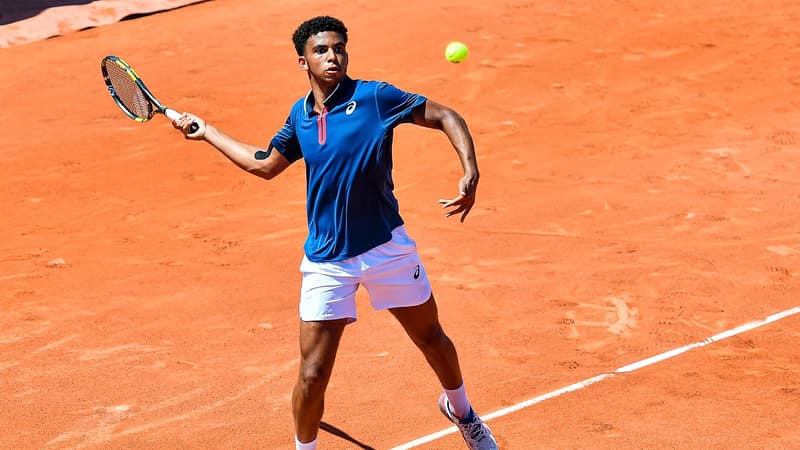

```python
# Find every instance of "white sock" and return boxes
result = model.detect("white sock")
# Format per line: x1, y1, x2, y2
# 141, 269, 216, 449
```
295, 436, 317, 450
444, 383, 472, 419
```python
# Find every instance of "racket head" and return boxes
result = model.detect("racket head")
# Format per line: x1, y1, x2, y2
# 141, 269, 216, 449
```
101, 55, 167, 122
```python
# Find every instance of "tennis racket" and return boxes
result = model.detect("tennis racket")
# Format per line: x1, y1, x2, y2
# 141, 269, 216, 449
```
101, 55, 198, 133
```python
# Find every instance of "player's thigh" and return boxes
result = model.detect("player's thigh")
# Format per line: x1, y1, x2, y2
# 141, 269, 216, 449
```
388, 293, 444, 344
361, 227, 432, 310
298, 318, 349, 378
299, 257, 360, 322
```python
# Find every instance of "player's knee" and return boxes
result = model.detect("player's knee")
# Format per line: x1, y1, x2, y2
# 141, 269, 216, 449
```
412, 323, 450, 352
297, 362, 331, 397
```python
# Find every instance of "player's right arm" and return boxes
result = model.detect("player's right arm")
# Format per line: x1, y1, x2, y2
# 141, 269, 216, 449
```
173, 114, 291, 180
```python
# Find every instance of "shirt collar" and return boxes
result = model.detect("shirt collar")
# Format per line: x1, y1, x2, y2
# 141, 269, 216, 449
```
303, 76, 355, 116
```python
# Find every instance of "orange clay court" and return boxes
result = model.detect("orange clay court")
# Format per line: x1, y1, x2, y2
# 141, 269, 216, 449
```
1, 0, 799, 448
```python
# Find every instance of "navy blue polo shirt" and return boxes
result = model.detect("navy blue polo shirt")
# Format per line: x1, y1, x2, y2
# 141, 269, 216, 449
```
270, 77, 427, 262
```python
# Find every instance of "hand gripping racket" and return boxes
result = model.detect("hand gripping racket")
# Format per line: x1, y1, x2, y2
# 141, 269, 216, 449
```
101, 55, 198, 133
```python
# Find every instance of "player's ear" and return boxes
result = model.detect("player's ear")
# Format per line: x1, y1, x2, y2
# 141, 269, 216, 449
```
298, 56, 308, 71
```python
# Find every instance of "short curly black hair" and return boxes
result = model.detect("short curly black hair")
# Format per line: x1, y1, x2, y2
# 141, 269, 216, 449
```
292, 16, 348, 56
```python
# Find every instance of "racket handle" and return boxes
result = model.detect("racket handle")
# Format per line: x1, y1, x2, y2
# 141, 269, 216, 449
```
165, 108, 181, 120
165, 108, 199, 134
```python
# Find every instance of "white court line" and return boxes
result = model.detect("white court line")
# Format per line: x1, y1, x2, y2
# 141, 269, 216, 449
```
390, 305, 800, 450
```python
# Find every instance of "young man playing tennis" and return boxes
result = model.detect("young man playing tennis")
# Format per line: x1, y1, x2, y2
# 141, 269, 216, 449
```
172, 16, 497, 450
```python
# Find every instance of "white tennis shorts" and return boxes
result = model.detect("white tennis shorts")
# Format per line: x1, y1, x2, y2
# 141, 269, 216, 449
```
298, 225, 432, 323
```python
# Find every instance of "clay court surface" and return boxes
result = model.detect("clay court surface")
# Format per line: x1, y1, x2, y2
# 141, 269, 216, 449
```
2, 0, 800, 448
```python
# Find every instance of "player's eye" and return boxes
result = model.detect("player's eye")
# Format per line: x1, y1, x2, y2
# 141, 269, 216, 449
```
334, 47, 346, 55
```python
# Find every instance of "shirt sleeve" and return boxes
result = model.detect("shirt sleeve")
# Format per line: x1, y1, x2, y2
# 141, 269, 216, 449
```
270, 110, 303, 162
375, 82, 427, 128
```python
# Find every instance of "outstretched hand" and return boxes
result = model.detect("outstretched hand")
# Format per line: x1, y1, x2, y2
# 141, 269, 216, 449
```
438, 173, 478, 222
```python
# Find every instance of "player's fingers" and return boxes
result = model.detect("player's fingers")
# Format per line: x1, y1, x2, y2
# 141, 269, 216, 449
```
444, 205, 466, 222
173, 114, 191, 130
458, 204, 474, 222
444, 204, 466, 216
175, 113, 205, 140
439, 194, 475, 222
439, 199, 460, 209
171, 114, 185, 129
438, 193, 465, 208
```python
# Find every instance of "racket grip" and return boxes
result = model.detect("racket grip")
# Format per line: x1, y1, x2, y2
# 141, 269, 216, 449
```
165, 108, 182, 121
165, 108, 199, 134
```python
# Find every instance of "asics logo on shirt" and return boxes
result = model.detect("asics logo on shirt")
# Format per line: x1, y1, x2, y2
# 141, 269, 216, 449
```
413, 265, 420, 280
345, 101, 357, 115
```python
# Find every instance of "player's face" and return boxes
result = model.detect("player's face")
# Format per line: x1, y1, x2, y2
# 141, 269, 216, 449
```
300, 31, 348, 85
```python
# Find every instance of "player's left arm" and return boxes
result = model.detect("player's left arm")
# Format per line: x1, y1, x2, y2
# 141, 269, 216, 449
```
411, 100, 479, 222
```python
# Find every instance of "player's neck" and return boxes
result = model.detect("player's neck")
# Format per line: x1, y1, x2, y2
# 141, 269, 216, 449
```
309, 78, 341, 113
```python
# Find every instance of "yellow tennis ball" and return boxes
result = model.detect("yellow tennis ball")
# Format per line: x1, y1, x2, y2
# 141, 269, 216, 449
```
445, 41, 468, 63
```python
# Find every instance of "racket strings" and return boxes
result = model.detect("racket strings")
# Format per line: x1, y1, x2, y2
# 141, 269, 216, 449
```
105, 62, 153, 120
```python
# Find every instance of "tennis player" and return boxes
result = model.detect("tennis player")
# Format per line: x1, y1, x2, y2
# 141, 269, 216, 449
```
172, 15, 497, 450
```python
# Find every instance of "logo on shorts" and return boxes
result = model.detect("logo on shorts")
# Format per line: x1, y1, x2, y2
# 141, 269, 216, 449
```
413, 265, 420, 280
